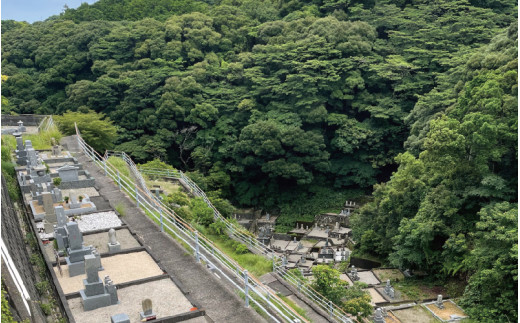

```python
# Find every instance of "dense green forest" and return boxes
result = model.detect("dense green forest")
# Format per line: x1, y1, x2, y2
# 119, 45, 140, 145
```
1, 0, 517, 320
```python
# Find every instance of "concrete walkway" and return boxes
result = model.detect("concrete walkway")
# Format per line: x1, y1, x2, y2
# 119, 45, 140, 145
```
62, 136, 266, 323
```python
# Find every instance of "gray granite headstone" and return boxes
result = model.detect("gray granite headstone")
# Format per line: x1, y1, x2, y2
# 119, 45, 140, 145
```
17, 120, 26, 132
26, 148, 38, 167
67, 222, 83, 250
42, 192, 56, 222
55, 206, 67, 227
57, 164, 79, 182
53, 187, 63, 203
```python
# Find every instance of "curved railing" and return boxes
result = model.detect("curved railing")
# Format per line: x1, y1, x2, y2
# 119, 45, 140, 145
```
112, 160, 355, 323
75, 124, 308, 323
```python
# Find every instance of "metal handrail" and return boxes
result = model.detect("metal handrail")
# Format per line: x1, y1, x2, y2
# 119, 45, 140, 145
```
129, 164, 355, 322
75, 126, 307, 323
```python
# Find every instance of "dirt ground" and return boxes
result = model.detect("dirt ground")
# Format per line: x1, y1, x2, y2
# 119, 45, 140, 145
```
393, 306, 437, 323
68, 278, 194, 323
145, 179, 181, 196
426, 301, 467, 320
54, 251, 164, 294
82, 228, 141, 253
373, 269, 405, 283
358, 271, 380, 285
366, 287, 386, 305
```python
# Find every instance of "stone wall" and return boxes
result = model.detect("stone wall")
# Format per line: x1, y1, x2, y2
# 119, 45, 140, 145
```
1, 114, 47, 126
1, 176, 46, 322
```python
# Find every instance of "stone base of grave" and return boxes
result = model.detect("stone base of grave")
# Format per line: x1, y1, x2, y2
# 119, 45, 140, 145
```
44, 222, 55, 234
111, 313, 130, 323
83, 278, 105, 296
66, 258, 85, 277
140, 312, 157, 321
80, 289, 111, 311
108, 242, 121, 253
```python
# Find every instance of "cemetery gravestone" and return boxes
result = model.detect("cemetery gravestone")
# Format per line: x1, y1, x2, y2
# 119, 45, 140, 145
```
140, 298, 156, 320
107, 228, 122, 253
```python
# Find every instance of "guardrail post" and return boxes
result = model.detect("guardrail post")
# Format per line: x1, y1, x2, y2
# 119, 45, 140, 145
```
117, 171, 121, 190
243, 270, 249, 308
135, 185, 139, 207
195, 231, 200, 263
272, 252, 276, 272
329, 300, 333, 319
248, 236, 252, 248
159, 207, 164, 232
103, 158, 107, 176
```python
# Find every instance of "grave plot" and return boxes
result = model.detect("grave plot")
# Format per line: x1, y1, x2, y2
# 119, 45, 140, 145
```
357, 270, 380, 285
425, 300, 468, 321
54, 251, 163, 294
373, 269, 405, 282
366, 287, 386, 305
67, 278, 194, 323
43, 228, 140, 260
392, 305, 438, 323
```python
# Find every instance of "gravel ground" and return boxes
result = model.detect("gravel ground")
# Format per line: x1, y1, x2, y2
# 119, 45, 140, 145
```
83, 229, 141, 253
61, 187, 100, 198
68, 278, 194, 323
358, 271, 381, 285
54, 251, 163, 294
75, 211, 122, 232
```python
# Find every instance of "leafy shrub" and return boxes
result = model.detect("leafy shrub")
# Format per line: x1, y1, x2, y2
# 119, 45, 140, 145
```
35, 281, 50, 296
52, 177, 62, 187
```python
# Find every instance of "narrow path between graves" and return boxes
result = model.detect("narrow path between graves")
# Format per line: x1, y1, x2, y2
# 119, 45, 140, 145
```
61, 135, 266, 323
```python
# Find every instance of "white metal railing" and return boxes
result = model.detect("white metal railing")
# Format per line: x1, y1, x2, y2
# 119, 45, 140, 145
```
37, 115, 55, 133
74, 124, 307, 323
131, 166, 355, 323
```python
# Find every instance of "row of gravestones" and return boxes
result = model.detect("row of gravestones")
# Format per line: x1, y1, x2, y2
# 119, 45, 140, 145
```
1, 120, 26, 135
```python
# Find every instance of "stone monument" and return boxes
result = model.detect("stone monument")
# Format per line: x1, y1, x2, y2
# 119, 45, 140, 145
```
57, 164, 79, 182
17, 120, 26, 133
373, 308, 385, 323
384, 280, 395, 299
435, 294, 444, 309
80, 255, 118, 311
349, 265, 359, 281
140, 298, 156, 320
107, 228, 122, 253
65, 222, 94, 277
54, 206, 69, 250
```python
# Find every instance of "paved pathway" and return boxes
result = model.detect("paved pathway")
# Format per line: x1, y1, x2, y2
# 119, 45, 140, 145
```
62, 136, 266, 323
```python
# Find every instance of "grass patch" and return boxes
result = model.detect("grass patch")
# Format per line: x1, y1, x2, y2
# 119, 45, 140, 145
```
277, 294, 312, 322
107, 156, 131, 178
114, 202, 126, 217
197, 225, 272, 277
145, 178, 181, 196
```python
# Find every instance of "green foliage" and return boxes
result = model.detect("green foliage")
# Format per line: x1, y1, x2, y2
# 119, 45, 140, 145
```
52, 177, 62, 187
351, 24, 518, 320
40, 302, 52, 316
55, 110, 117, 153
1, 144, 20, 201
311, 265, 371, 320
35, 280, 50, 296
208, 220, 227, 236
311, 265, 348, 305
107, 156, 131, 178
233, 242, 249, 254
190, 197, 214, 226
1, 286, 15, 323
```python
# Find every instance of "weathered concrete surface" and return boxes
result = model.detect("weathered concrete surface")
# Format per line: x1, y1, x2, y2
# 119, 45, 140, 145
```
1, 176, 46, 322
62, 135, 266, 323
